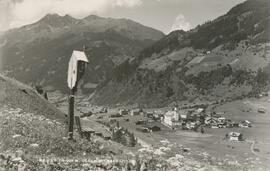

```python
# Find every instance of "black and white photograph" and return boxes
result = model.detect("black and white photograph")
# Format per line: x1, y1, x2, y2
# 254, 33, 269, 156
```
0, 0, 269, 170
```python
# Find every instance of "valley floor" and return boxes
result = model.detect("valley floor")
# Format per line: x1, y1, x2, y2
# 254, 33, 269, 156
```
49, 91, 270, 170
1, 104, 254, 170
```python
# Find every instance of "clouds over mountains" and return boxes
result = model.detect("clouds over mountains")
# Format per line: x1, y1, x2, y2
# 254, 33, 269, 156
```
0, 0, 142, 31
170, 14, 191, 33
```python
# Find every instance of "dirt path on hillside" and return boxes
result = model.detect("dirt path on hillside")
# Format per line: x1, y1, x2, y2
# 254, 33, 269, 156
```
246, 140, 270, 160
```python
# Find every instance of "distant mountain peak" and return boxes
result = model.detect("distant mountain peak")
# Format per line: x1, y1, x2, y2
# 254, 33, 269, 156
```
38, 13, 77, 27
83, 15, 103, 21
40, 13, 62, 21
63, 14, 75, 20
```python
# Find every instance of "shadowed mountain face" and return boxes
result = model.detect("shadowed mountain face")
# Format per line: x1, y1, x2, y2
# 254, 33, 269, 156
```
0, 14, 164, 93
91, 0, 270, 107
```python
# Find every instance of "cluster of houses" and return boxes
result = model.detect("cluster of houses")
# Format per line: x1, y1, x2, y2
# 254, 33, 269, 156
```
96, 106, 252, 142
204, 116, 251, 129
117, 107, 204, 131
161, 108, 252, 131
116, 107, 251, 136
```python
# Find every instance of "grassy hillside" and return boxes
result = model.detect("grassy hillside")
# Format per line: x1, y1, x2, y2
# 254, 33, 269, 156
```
0, 74, 65, 122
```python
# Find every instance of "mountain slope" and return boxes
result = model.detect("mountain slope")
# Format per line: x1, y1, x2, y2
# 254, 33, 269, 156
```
91, 0, 270, 107
0, 14, 164, 93
0, 74, 65, 121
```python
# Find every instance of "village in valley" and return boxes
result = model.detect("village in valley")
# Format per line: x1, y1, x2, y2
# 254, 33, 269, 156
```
46, 88, 270, 169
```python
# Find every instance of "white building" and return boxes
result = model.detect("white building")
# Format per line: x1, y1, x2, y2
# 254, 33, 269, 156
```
180, 114, 187, 120
218, 117, 226, 124
130, 109, 138, 116
119, 109, 128, 115
239, 120, 251, 128
163, 111, 180, 128
228, 132, 243, 141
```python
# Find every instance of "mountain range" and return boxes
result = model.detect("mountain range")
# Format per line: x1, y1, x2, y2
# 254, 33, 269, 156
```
91, 0, 270, 107
0, 14, 164, 93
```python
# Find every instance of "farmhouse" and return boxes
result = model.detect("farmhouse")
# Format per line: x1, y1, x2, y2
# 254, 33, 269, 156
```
119, 109, 129, 115
144, 125, 161, 132
180, 114, 187, 120
146, 113, 154, 118
136, 127, 149, 133
135, 120, 146, 125
239, 120, 252, 128
185, 122, 196, 130
218, 117, 226, 124
226, 132, 244, 141
110, 113, 122, 118
102, 132, 112, 140
194, 108, 204, 115
130, 109, 143, 116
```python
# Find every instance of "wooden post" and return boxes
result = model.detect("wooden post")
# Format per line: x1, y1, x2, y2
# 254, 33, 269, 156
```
75, 116, 83, 137
68, 87, 75, 140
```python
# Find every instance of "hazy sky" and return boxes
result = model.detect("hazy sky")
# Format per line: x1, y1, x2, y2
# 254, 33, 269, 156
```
0, 0, 245, 33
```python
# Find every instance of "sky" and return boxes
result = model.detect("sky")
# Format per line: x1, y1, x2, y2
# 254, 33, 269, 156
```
0, 0, 245, 34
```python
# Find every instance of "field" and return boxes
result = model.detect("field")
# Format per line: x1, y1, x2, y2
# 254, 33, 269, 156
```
170, 97, 270, 169
50, 91, 270, 170
85, 95, 270, 170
